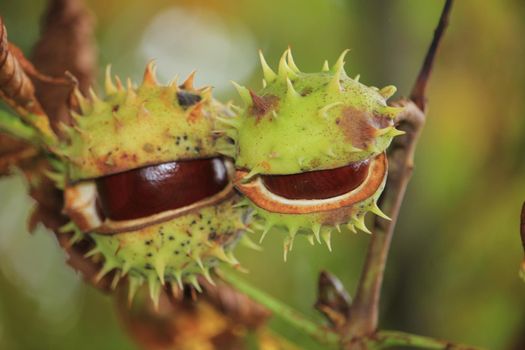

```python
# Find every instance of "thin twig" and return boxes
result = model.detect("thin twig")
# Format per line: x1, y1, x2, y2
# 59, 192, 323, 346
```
520, 202, 525, 253
342, 0, 454, 343
410, 0, 453, 112
520, 202, 525, 280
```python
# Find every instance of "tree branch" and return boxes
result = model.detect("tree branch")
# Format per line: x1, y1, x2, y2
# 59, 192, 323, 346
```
520, 202, 525, 280
341, 0, 454, 343
410, 0, 453, 112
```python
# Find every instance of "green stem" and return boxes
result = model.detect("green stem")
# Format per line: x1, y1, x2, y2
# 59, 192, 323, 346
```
0, 109, 40, 144
368, 330, 486, 350
219, 268, 340, 347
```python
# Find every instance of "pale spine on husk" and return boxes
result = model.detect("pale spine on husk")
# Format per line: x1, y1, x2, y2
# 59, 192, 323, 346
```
56, 63, 230, 182
216, 49, 403, 257
53, 64, 254, 306
217, 49, 403, 176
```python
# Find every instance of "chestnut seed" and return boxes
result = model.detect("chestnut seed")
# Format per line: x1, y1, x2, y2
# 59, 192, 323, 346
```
261, 160, 370, 200
96, 157, 229, 221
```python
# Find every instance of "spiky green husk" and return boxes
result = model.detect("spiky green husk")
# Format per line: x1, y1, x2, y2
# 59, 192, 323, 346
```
59, 65, 228, 181
84, 197, 246, 305
241, 176, 387, 259
220, 49, 403, 175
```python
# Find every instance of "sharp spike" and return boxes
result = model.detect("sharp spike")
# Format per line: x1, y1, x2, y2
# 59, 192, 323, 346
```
241, 235, 263, 251
201, 267, 215, 285
286, 48, 301, 73
262, 79, 267, 88
128, 276, 143, 306
312, 223, 322, 244
318, 102, 343, 119
322, 60, 330, 72
125, 78, 137, 103
216, 116, 241, 129
259, 222, 273, 243
143, 61, 158, 86
59, 221, 76, 234
242, 167, 261, 181
232, 198, 250, 209
383, 106, 405, 119
306, 234, 315, 246
231, 81, 251, 105
278, 49, 297, 80
347, 223, 357, 234
335, 224, 342, 233
94, 263, 114, 283
111, 271, 122, 290
389, 128, 406, 137
154, 260, 166, 285
148, 275, 161, 309
325, 147, 337, 158
249, 89, 271, 115
354, 74, 361, 82
84, 247, 100, 258
188, 275, 202, 293
328, 67, 343, 93
105, 65, 117, 95
182, 70, 196, 90
259, 50, 277, 83
226, 251, 239, 265
114, 76, 124, 91
322, 230, 332, 252
211, 245, 231, 263
379, 85, 397, 100
230, 104, 243, 114
168, 75, 179, 88
370, 202, 391, 220
67, 231, 83, 246
173, 269, 184, 290
287, 227, 298, 252
193, 254, 205, 271
286, 77, 301, 101
71, 111, 82, 125
354, 215, 371, 234
333, 49, 350, 76
283, 237, 291, 262
121, 261, 132, 276
271, 110, 278, 120
346, 144, 365, 153
73, 88, 90, 114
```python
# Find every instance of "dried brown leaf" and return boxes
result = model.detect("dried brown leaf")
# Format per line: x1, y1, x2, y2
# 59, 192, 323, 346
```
0, 17, 44, 116
31, 0, 97, 128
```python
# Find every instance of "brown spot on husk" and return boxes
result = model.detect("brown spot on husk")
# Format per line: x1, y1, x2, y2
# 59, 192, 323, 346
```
248, 92, 279, 122
339, 108, 394, 149
339, 107, 376, 149
320, 206, 355, 226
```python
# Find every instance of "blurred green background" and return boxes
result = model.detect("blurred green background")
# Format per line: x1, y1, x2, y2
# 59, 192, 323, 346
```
0, 0, 524, 349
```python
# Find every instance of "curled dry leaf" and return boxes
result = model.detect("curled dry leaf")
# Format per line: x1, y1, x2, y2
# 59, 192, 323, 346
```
315, 270, 352, 332
31, 0, 96, 129
0, 17, 44, 117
